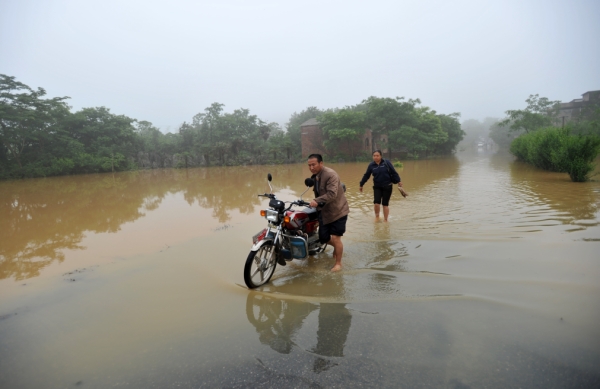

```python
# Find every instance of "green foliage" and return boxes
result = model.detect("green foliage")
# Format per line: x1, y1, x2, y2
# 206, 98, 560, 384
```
555, 134, 600, 182
319, 109, 366, 160
500, 94, 561, 134
354, 152, 371, 163
0, 73, 300, 179
0, 74, 71, 176
0, 74, 175, 178
365, 97, 460, 158
0, 73, 466, 180
510, 126, 600, 182
189, 103, 283, 166
569, 108, 600, 137
433, 113, 463, 154
393, 161, 403, 168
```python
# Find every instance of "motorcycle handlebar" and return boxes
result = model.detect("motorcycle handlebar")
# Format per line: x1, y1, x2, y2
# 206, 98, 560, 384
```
291, 200, 323, 208
258, 195, 321, 208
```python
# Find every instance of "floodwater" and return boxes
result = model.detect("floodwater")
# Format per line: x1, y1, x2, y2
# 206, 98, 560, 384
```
1, 150, 599, 388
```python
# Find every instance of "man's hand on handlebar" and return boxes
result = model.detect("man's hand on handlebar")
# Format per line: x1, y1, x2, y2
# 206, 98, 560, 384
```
309, 200, 324, 208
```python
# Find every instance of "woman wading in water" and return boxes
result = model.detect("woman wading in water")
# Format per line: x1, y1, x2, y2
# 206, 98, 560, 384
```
359, 150, 405, 222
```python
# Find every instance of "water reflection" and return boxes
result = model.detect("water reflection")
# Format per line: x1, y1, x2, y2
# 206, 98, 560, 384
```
364, 223, 408, 271
0, 173, 151, 280
0, 166, 302, 281
245, 293, 318, 354
181, 164, 304, 222
311, 303, 352, 373
245, 293, 352, 373
2, 154, 599, 283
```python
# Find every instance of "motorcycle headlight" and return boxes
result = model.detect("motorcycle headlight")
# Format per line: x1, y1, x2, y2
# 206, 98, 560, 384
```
265, 209, 279, 222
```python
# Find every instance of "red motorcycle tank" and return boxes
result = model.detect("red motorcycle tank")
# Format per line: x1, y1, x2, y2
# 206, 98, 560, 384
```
284, 207, 319, 233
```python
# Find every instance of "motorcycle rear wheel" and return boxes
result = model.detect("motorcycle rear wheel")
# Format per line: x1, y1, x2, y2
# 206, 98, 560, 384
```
244, 242, 277, 288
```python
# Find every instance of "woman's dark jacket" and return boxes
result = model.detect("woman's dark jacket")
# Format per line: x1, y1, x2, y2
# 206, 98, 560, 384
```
359, 159, 401, 188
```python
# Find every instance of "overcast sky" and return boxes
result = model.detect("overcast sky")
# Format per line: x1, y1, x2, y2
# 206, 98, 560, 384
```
1, 0, 599, 133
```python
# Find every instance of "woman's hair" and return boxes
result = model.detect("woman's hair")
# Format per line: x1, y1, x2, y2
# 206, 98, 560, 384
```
372, 150, 382, 156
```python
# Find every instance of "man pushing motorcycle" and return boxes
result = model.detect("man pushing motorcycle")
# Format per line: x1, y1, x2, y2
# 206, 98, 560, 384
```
307, 154, 349, 272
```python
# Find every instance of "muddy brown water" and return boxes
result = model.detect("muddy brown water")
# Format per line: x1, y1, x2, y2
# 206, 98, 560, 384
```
1, 150, 599, 388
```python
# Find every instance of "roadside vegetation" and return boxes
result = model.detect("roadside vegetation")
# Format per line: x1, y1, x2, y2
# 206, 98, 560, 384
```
503, 94, 600, 182
510, 126, 600, 182
423, 93, 600, 183
0, 74, 464, 179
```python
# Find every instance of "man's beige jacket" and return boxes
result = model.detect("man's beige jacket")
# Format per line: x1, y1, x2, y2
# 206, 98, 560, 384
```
312, 166, 349, 225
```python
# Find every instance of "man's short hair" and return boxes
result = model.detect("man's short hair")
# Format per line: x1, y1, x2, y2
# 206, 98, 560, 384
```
307, 153, 323, 163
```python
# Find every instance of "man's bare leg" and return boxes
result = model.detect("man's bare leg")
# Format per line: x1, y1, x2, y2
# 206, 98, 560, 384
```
374, 204, 380, 219
383, 206, 390, 222
329, 235, 343, 272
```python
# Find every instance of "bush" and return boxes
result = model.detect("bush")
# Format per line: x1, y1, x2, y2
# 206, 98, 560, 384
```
510, 126, 600, 182
556, 135, 600, 182
393, 161, 403, 168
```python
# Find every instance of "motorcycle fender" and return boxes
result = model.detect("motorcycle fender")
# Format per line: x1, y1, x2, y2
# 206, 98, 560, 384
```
250, 238, 274, 252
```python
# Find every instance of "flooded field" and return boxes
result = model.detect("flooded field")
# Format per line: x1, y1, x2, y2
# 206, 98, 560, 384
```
1, 150, 599, 388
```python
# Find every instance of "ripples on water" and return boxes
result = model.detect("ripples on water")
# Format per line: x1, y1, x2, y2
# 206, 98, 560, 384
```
348, 152, 599, 241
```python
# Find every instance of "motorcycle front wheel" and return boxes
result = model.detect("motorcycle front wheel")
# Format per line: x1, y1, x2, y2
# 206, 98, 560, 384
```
244, 242, 277, 289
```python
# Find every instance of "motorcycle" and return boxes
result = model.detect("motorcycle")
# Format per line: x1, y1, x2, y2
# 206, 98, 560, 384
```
244, 173, 327, 289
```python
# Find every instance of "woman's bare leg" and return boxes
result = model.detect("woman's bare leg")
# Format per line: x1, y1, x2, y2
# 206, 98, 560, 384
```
383, 206, 390, 222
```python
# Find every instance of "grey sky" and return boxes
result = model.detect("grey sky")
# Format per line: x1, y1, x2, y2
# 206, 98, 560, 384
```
1, 0, 599, 133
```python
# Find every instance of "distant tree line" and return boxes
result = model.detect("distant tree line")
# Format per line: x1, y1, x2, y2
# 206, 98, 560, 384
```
317, 97, 464, 161
0, 74, 293, 179
1, 74, 464, 180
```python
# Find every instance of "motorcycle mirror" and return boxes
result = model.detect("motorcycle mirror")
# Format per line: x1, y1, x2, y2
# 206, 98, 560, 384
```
304, 178, 314, 187
267, 173, 272, 182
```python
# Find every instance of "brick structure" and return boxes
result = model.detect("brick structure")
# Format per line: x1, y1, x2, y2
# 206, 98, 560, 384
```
300, 118, 326, 159
300, 118, 391, 160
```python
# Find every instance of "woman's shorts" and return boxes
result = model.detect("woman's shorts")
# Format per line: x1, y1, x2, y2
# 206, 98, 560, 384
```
373, 185, 393, 206
318, 215, 348, 244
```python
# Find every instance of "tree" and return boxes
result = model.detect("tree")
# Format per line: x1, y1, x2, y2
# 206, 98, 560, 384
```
435, 113, 464, 154
0, 74, 71, 174
363, 96, 419, 157
318, 109, 366, 160
70, 107, 137, 172
135, 120, 167, 168
193, 102, 225, 166
499, 94, 561, 134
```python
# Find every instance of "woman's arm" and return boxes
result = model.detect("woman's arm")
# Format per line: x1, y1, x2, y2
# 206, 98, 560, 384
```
359, 164, 373, 188
386, 160, 401, 184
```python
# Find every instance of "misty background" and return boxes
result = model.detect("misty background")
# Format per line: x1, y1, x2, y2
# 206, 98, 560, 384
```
1, 0, 599, 132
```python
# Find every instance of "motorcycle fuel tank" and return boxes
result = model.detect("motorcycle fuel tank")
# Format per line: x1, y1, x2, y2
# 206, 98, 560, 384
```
284, 210, 307, 230
284, 207, 318, 230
